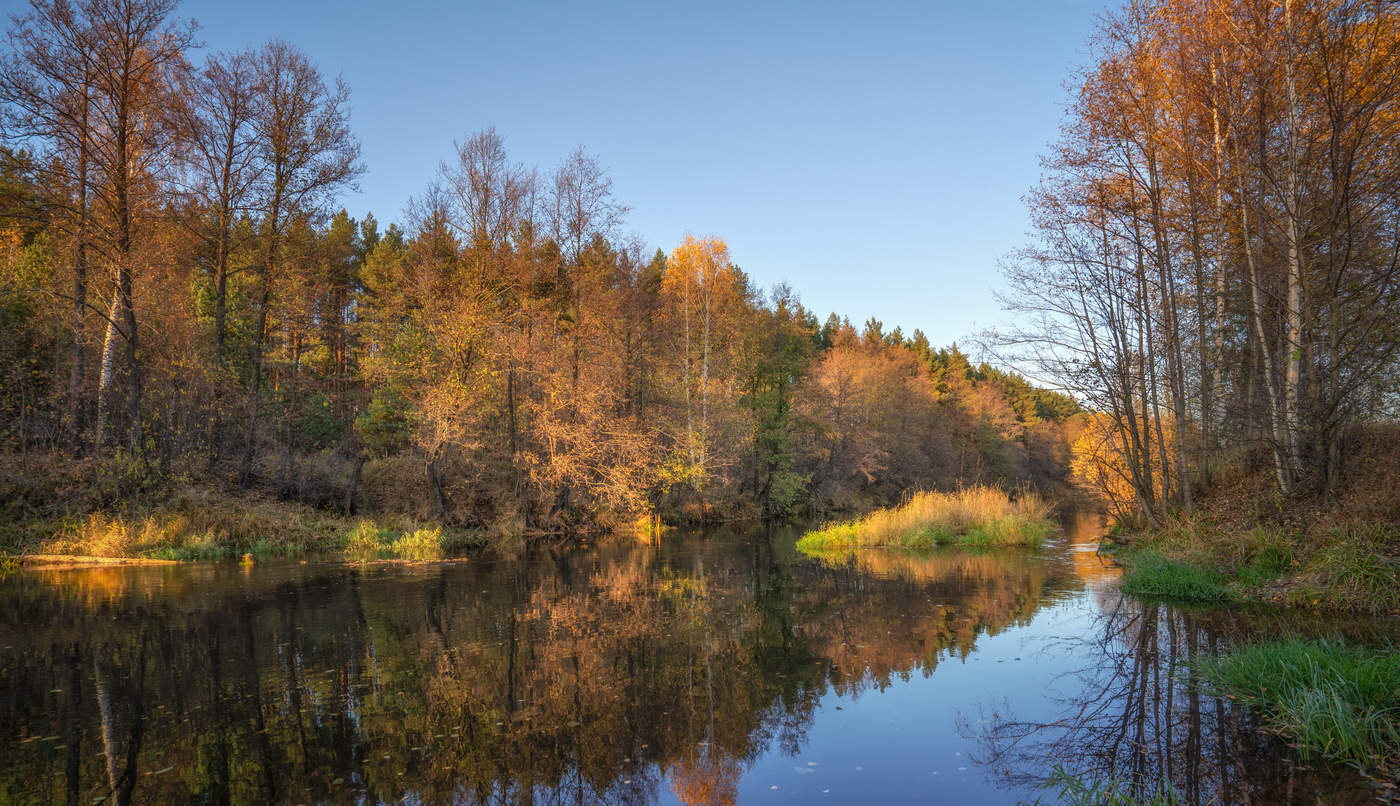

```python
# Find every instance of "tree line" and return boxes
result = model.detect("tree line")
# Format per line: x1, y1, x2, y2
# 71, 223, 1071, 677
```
0, 0, 1079, 534
1001, 0, 1400, 523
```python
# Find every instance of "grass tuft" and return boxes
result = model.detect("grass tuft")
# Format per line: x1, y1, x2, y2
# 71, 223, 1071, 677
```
1291, 526, 1400, 612
796, 486, 1055, 553
1032, 765, 1183, 806
1197, 639, 1400, 771
1119, 551, 1233, 603
343, 520, 449, 562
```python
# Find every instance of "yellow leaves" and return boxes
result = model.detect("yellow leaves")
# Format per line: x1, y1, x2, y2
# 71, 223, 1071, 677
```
663, 234, 733, 298
1069, 411, 1177, 512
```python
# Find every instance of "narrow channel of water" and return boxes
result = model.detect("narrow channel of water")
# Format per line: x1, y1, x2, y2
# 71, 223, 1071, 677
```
0, 514, 1390, 804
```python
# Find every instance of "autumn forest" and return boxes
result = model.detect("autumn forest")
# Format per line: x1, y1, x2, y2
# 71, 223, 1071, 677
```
0, 0, 1083, 543
3, 0, 1400, 804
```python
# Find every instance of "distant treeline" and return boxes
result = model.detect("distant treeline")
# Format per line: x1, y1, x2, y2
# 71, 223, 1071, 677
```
0, 0, 1079, 533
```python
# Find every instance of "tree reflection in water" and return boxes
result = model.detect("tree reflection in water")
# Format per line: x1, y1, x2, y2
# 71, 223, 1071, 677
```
0, 528, 1387, 805
963, 593, 1388, 805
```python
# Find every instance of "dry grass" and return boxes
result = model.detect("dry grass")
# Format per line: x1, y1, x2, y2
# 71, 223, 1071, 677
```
14, 486, 481, 562
797, 486, 1056, 552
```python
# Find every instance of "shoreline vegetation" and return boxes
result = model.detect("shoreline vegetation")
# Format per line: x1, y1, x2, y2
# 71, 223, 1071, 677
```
795, 486, 1056, 553
1108, 512, 1399, 615
0, 485, 482, 567
1199, 640, 1400, 778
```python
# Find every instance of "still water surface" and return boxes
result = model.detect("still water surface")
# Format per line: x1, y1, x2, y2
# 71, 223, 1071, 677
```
0, 515, 1391, 804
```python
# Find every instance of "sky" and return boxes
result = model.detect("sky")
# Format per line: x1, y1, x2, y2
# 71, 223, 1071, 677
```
170, 0, 1106, 348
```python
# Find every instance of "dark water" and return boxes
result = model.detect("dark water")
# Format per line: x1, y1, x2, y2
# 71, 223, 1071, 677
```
0, 515, 1392, 805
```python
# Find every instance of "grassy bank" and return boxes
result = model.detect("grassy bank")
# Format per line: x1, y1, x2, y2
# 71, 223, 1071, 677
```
1111, 516, 1399, 612
796, 486, 1055, 553
1118, 550, 1235, 603
0, 488, 478, 564
1199, 639, 1400, 773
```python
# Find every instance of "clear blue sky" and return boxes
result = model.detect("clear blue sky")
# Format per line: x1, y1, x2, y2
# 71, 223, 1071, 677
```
177, 0, 1104, 347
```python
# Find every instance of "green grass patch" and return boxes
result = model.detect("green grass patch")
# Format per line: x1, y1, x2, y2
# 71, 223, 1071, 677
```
343, 520, 450, 562
1119, 551, 1233, 603
1198, 639, 1400, 771
1030, 765, 1182, 806
796, 486, 1055, 554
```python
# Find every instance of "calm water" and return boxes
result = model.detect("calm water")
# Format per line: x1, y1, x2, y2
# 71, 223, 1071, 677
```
0, 515, 1391, 805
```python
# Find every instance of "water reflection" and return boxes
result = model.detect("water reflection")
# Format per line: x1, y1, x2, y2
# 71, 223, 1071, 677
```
963, 595, 1389, 805
0, 524, 1386, 805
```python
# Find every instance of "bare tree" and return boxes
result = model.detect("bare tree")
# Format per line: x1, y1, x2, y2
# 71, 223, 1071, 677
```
239, 39, 361, 486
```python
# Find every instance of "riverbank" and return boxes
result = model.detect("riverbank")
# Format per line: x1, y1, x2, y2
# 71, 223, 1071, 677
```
0, 486, 483, 566
1108, 515, 1399, 614
1200, 639, 1400, 781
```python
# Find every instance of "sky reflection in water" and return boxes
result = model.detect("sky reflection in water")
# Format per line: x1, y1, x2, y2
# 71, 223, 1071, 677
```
0, 514, 1385, 804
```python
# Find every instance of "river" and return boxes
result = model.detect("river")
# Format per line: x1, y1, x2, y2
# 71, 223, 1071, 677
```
0, 513, 1391, 804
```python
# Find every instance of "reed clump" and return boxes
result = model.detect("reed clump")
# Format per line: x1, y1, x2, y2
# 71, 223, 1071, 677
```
796, 486, 1055, 553
342, 520, 453, 562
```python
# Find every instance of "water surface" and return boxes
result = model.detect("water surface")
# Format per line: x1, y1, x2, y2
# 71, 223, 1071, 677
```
0, 515, 1389, 804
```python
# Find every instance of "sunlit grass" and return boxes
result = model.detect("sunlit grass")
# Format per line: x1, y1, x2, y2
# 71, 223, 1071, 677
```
19, 488, 473, 563
1198, 639, 1400, 771
343, 520, 449, 562
796, 486, 1055, 553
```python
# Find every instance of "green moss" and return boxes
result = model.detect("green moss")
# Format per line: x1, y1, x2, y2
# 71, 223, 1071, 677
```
1198, 639, 1400, 770
1120, 552, 1233, 603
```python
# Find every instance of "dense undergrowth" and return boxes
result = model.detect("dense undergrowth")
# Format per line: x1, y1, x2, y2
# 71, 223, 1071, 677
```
796, 486, 1055, 553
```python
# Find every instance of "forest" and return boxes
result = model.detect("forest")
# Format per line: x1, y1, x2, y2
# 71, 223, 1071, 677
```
1001, 0, 1400, 525
0, 0, 1081, 548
